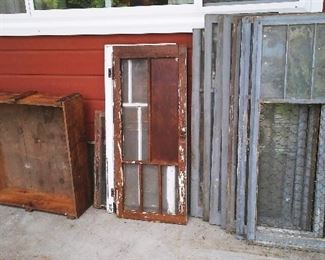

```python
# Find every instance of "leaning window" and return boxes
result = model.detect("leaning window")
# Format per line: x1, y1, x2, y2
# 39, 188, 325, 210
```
33, 0, 193, 9
0, 0, 26, 14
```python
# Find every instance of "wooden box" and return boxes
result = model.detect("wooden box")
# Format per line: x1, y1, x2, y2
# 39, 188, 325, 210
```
0, 92, 91, 218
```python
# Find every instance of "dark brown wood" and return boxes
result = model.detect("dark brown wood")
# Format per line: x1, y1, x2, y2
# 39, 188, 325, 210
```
93, 111, 106, 209
150, 58, 179, 164
0, 92, 91, 218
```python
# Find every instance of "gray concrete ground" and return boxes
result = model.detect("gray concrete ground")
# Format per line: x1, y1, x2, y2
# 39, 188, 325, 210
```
0, 205, 324, 260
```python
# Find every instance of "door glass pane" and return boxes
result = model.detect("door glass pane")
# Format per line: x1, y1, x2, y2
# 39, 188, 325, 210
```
122, 107, 138, 160
124, 164, 140, 211
287, 25, 314, 99
143, 165, 159, 212
162, 166, 177, 215
122, 107, 148, 161
261, 26, 286, 99
314, 24, 325, 99
121, 59, 149, 104
0, 0, 26, 13
257, 104, 319, 231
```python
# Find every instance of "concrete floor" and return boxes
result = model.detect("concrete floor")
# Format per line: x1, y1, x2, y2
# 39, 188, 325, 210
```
0, 206, 324, 260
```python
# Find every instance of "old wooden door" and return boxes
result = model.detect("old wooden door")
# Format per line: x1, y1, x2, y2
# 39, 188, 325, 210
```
113, 45, 187, 224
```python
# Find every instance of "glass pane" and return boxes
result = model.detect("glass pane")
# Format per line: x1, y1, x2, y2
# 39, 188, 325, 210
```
261, 26, 286, 99
34, 0, 193, 9
122, 107, 148, 161
122, 107, 138, 160
0, 0, 26, 13
142, 107, 149, 160
34, 0, 105, 9
162, 166, 177, 215
121, 59, 149, 103
314, 24, 325, 98
287, 25, 314, 99
257, 104, 319, 231
124, 164, 140, 211
204, 0, 264, 4
143, 165, 159, 213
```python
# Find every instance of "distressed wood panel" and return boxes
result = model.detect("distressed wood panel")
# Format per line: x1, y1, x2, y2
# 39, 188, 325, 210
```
0, 92, 91, 218
93, 111, 106, 209
150, 58, 179, 164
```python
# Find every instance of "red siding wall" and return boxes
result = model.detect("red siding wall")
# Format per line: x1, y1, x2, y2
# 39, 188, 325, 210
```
0, 34, 192, 141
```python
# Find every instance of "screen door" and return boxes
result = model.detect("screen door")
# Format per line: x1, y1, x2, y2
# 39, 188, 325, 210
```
113, 45, 187, 224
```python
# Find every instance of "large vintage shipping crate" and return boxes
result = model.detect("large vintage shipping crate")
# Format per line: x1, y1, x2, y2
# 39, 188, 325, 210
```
0, 92, 91, 218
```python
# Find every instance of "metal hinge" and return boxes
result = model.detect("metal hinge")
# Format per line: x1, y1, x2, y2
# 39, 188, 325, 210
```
108, 68, 112, 78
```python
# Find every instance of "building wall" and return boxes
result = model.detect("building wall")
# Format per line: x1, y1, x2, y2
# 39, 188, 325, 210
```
0, 34, 192, 141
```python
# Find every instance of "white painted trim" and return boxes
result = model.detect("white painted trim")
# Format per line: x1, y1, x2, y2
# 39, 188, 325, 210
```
127, 60, 133, 103
123, 103, 148, 107
166, 166, 176, 215
0, 0, 322, 36
104, 45, 115, 214
137, 107, 143, 161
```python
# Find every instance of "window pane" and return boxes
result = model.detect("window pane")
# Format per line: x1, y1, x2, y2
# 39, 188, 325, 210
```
257, 104, 319, 231
204, 0, 266, 4
314, 24, 325, 99
0, 0, 26, 14
34, 0, 192, 9
287, 25, 314, 99
261, 26, 286, 99
143, 165, 159, 213
124, 164, 140, 211
34, 0, 105, 9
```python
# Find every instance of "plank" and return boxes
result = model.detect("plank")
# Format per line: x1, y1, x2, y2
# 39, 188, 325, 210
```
190, 29, 203, 218
93, 111, 106, 209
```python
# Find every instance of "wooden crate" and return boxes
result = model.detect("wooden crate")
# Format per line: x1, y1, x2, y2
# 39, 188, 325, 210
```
0, 92, 91, 218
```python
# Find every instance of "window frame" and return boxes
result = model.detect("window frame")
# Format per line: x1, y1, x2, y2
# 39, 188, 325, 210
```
0, 0, 322, 36
238, 14, 325, 250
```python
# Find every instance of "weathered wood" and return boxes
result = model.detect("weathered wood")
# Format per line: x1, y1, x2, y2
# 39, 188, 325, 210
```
255, 226, 325, 252
93, 111, 106, 209
225, 16, 242, 232
313, 105, 325, 237
247, 19, 263, 241
190, 29, 203, 218
0, 92, 91, 218
113, 45, 188, 224
236, 18, 252, 237
209, 16, 223, 225
202, 15, 218, 222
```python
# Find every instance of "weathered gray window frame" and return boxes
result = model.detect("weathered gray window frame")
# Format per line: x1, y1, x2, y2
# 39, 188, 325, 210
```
240, 14, 325, 251
191, 14, 239, 230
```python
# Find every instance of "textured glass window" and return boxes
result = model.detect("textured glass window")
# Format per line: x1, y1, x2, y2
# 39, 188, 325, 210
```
0, 0, 26, 13
261, 26, 286, 99
261, 23, 325, 100
257, 104, 319, 231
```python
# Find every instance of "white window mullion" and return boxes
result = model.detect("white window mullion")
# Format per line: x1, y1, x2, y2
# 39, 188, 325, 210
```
26, 0, 34, 15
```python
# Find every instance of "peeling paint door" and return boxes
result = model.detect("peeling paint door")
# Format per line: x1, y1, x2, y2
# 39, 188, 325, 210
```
112, 45, 187, 224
